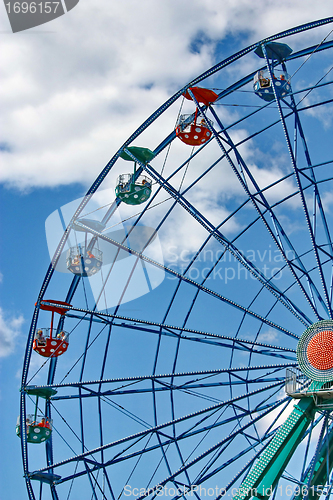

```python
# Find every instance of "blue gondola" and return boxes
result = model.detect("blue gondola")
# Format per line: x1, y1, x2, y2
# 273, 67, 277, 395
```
253, 41, 293, 102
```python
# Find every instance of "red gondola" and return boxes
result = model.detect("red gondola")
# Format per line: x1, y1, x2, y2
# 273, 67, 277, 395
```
33, 300, 71, 358
175, 87, 218, 146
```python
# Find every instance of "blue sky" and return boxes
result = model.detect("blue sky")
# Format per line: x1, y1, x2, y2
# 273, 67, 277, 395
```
1, 2, 333, 499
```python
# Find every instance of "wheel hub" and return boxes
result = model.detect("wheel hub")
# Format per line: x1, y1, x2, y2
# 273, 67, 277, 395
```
307, 329, 333, 370
297, 320, 333, 381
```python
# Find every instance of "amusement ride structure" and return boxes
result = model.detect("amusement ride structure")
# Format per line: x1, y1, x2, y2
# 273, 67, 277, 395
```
19, 17, 333, 500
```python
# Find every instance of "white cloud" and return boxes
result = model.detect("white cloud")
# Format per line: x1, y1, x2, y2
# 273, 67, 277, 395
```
1, 1, 333, 190
259, 397, 295, 435
257, 329, 279, 342
303, 94, 333, 129
0, 307, 24, 357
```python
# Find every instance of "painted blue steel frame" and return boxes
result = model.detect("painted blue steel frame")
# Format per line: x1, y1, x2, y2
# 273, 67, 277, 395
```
20, 17, 333, 500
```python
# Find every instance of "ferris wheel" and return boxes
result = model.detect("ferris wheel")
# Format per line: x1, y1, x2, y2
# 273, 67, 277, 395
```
19, 17, 333, 500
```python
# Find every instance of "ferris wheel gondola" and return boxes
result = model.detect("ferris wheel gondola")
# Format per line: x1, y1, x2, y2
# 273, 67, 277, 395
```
175, 86, 218, 145
116, 146, 154, 205
32, 300, 71, 357
253, 41, 293, 101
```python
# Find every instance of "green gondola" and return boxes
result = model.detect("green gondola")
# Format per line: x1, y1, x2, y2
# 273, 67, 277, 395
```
116, 147, 154, 205
16, 387, 56, 444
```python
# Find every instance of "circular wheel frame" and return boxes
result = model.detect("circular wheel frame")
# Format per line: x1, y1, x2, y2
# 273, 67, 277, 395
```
21, 17, 333, 500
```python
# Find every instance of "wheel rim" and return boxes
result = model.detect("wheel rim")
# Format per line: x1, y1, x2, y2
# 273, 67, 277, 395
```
21, 17, 333, 500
